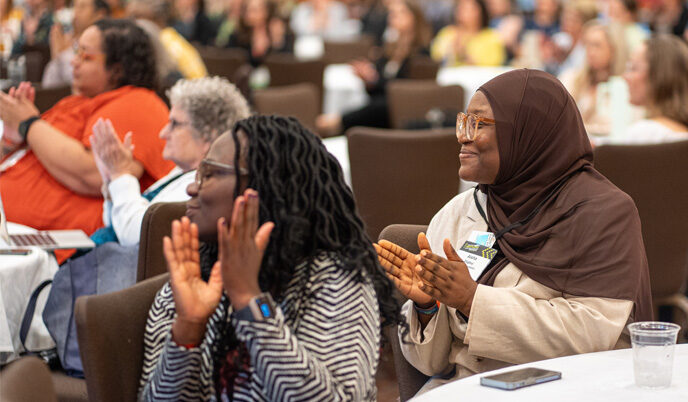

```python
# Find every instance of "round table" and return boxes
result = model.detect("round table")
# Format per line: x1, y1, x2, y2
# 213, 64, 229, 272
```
0, 223, 58, 365
412, 345, 688, 401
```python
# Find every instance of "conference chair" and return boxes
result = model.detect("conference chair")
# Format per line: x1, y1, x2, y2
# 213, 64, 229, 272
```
253, 83, 320, 133
136, 202, 187, 282
24, 49, 50, 83
75, 273, 169, 402
323, 37, 374, 64
407, 56, 440, 80
0, 356, 58, 402
387, 80, 464, 129
594, 140, 688, 327
34, 85, 72, 113
347, 127, 460, 240
197, 47, 249, 82
379, 224, 430, 401
263, 54, 325, 113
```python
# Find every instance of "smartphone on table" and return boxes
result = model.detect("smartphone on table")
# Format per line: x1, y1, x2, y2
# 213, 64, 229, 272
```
480, 367, 561, 390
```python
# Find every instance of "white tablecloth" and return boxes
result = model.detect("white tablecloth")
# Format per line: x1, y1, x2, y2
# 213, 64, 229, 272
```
323, 64, 369, 115
0, 223, 58, 365
436, 66, 515, 108
321, 135, 350, 186
413, 345, 688, 401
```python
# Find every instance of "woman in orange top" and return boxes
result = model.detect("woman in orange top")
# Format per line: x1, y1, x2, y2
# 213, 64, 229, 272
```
0, 18, 173, 243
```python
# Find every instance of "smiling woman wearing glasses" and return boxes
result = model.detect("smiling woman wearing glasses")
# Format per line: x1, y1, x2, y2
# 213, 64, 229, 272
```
376, 69, 652, 396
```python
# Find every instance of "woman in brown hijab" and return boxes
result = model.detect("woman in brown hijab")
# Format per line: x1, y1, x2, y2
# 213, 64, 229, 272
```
375, 69, 652, 395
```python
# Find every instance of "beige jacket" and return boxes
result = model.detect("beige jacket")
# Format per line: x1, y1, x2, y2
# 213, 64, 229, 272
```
399, 190, 633, 394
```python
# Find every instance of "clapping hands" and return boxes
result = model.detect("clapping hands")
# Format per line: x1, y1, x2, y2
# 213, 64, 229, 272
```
165, 189, 274, 344
218, 189, 274, 310
165, 217, 224, 345
0, 82, 39, 144
90, 118, 138, 182
376, 235, 478, 315
375, 233, 434, 307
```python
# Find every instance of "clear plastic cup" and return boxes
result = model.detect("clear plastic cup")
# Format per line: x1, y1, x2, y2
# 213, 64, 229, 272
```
627, 321, 681, 389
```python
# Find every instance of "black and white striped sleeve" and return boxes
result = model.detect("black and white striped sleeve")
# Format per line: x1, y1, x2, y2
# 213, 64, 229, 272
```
232, 265, 381, 401
138, 283, 217, 401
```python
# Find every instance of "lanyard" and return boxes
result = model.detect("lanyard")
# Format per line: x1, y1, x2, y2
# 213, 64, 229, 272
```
473, 177, 571, 240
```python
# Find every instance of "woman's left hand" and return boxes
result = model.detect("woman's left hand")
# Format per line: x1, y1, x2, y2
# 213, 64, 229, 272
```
218, 188, 275, 310
0, 90, 39, 143
90, 118, 137, 181
414, 238, 478, 316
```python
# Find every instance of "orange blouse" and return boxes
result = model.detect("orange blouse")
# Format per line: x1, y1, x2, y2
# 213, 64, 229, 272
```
0, 86, 173, 238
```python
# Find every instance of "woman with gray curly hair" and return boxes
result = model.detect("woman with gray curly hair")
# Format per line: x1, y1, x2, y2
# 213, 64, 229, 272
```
90, 76, 251, 246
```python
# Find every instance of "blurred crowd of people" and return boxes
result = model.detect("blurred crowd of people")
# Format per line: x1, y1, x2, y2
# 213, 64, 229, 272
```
1, 0, 688, 142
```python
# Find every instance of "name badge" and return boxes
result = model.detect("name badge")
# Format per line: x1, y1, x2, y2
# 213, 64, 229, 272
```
458, 240, 498, 280
468, 230, 496, 248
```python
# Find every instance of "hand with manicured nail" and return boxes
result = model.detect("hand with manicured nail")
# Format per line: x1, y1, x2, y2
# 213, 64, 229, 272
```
217, 188, 274, 311
414, 238, 478, 316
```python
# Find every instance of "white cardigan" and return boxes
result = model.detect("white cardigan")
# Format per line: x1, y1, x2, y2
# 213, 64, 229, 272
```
101, 167, 195, 246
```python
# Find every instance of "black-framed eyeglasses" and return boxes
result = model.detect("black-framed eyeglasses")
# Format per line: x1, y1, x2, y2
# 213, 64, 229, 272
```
456, 112, 496, 141
194, 159, 249, 189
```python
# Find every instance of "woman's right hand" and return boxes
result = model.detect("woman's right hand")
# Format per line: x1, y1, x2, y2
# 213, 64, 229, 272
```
374, 233, 435, 306
164, 217, 224, 346
350, 59, 378, 84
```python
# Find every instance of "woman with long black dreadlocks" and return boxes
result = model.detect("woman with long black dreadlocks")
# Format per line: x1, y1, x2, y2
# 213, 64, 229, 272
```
138, 115, 401, 401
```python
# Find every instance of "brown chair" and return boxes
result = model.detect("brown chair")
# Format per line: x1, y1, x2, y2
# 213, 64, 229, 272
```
24, 48, 50, 83
593, 141, 688, 322
50, 372, 88, 402
253, 83, 320, 132
263, 54, 325, 112
379, 224, 430, 401
347, 127, 460, 240
75, 273, 169, 402
34, 85, 72, 113
407, 56, 440, 80
198, 47, 249, 82
323, 37, 374, 64
136, 202, 187, 282
387, 80, 464, 129
0, 356, 58, 402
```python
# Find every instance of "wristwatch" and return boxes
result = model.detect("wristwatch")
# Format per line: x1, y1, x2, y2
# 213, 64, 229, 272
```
18, 116, 41, 143
233, 293, 277, 322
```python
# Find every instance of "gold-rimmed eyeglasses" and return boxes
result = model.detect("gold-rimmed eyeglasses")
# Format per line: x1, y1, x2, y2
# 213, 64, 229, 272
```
194, 159, 249, 189
456, 112, 496, 141
73, 46, 106, 63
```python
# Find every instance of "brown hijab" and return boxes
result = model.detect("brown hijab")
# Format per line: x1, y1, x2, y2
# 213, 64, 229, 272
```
476, 69, 653, 322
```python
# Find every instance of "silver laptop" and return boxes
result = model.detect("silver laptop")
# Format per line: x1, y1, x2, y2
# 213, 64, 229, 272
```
0, 193, 95, 250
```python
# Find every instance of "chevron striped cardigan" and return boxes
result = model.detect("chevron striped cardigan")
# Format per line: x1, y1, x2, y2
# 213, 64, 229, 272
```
139, 252, 381, 401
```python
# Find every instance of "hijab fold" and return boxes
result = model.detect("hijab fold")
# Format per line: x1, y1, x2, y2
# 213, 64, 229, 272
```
476, 69, 653, 322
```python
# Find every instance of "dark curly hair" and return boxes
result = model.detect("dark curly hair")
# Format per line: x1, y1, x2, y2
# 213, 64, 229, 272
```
93, 19, 158, 91
206, 116, 404, 398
